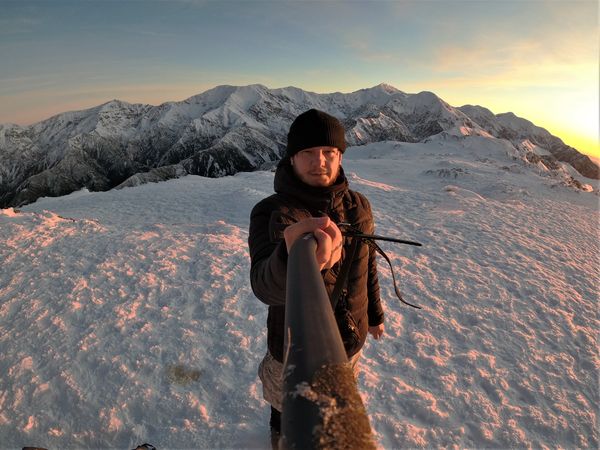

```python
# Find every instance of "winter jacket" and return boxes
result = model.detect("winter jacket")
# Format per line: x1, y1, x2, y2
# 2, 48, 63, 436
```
248, 160, 384, 362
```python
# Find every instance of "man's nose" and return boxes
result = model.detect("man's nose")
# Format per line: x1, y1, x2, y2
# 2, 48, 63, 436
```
316, 150, 327, 165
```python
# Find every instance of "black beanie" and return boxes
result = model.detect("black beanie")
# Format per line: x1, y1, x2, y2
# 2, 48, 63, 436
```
286, 109, 346, 158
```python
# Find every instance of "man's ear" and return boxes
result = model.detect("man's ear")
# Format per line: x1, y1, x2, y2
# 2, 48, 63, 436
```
290, 156, 295, 166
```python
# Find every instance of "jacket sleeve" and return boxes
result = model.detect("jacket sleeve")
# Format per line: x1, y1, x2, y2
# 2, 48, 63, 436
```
248, 200, 288, 306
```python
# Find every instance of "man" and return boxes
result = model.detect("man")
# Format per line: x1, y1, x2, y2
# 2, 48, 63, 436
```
248, 109, 385, 437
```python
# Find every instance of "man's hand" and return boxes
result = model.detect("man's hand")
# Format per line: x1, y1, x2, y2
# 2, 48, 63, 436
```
283, 216, 343, 271
368, 324, 385, 340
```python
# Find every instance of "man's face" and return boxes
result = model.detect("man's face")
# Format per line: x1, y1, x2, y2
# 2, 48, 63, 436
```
290, 146, 343, 187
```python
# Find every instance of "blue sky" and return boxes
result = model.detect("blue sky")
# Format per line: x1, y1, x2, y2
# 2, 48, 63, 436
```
1, 0, 598, 157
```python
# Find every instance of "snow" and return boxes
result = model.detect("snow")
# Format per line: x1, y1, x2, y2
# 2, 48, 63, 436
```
1, 138, 598, 449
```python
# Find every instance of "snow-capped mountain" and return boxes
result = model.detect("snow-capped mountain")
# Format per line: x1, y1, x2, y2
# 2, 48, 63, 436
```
458, 105, 598, 179
1, 83, 597, 207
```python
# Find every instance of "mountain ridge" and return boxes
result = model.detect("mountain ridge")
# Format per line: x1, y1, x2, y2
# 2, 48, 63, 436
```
0, 83, 597, 207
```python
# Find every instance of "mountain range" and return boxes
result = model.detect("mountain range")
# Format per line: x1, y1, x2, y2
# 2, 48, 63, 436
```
1, 83, 598, 207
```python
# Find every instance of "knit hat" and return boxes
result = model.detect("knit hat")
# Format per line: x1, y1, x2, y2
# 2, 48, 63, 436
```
286, 109, 346, 158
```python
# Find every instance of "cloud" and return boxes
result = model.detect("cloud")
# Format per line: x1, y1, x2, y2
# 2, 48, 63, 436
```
0, 14, 43, 35
418, 13, 598, 92
342, 37, 398, 64
106, 25, 180, 39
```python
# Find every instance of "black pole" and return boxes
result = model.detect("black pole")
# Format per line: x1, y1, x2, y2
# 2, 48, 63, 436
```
344, 232, 423, 247
281, 234, 375, 450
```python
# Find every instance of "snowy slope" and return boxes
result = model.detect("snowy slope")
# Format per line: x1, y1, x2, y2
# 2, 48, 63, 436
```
1, 137, 598, 449
458, 105, 599, 180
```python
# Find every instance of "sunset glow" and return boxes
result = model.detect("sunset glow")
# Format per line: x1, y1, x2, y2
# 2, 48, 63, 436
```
1, 0, 598, 158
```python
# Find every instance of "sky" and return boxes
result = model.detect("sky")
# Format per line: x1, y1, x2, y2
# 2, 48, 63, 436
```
1, 0, 598, 158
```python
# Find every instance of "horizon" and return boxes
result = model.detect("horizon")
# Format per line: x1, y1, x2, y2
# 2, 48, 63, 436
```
1, 0, 598, 158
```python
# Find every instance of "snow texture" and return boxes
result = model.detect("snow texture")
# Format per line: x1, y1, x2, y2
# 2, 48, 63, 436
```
1, 137, 598, 449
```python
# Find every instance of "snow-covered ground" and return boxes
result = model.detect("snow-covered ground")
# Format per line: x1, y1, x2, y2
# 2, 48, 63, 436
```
1, 137, 598, 449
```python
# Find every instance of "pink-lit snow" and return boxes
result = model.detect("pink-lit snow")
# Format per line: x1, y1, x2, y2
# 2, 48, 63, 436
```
0, 137, 598, 448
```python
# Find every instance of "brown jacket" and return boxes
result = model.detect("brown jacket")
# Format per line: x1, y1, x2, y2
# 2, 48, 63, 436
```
248, 160, 384, 362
